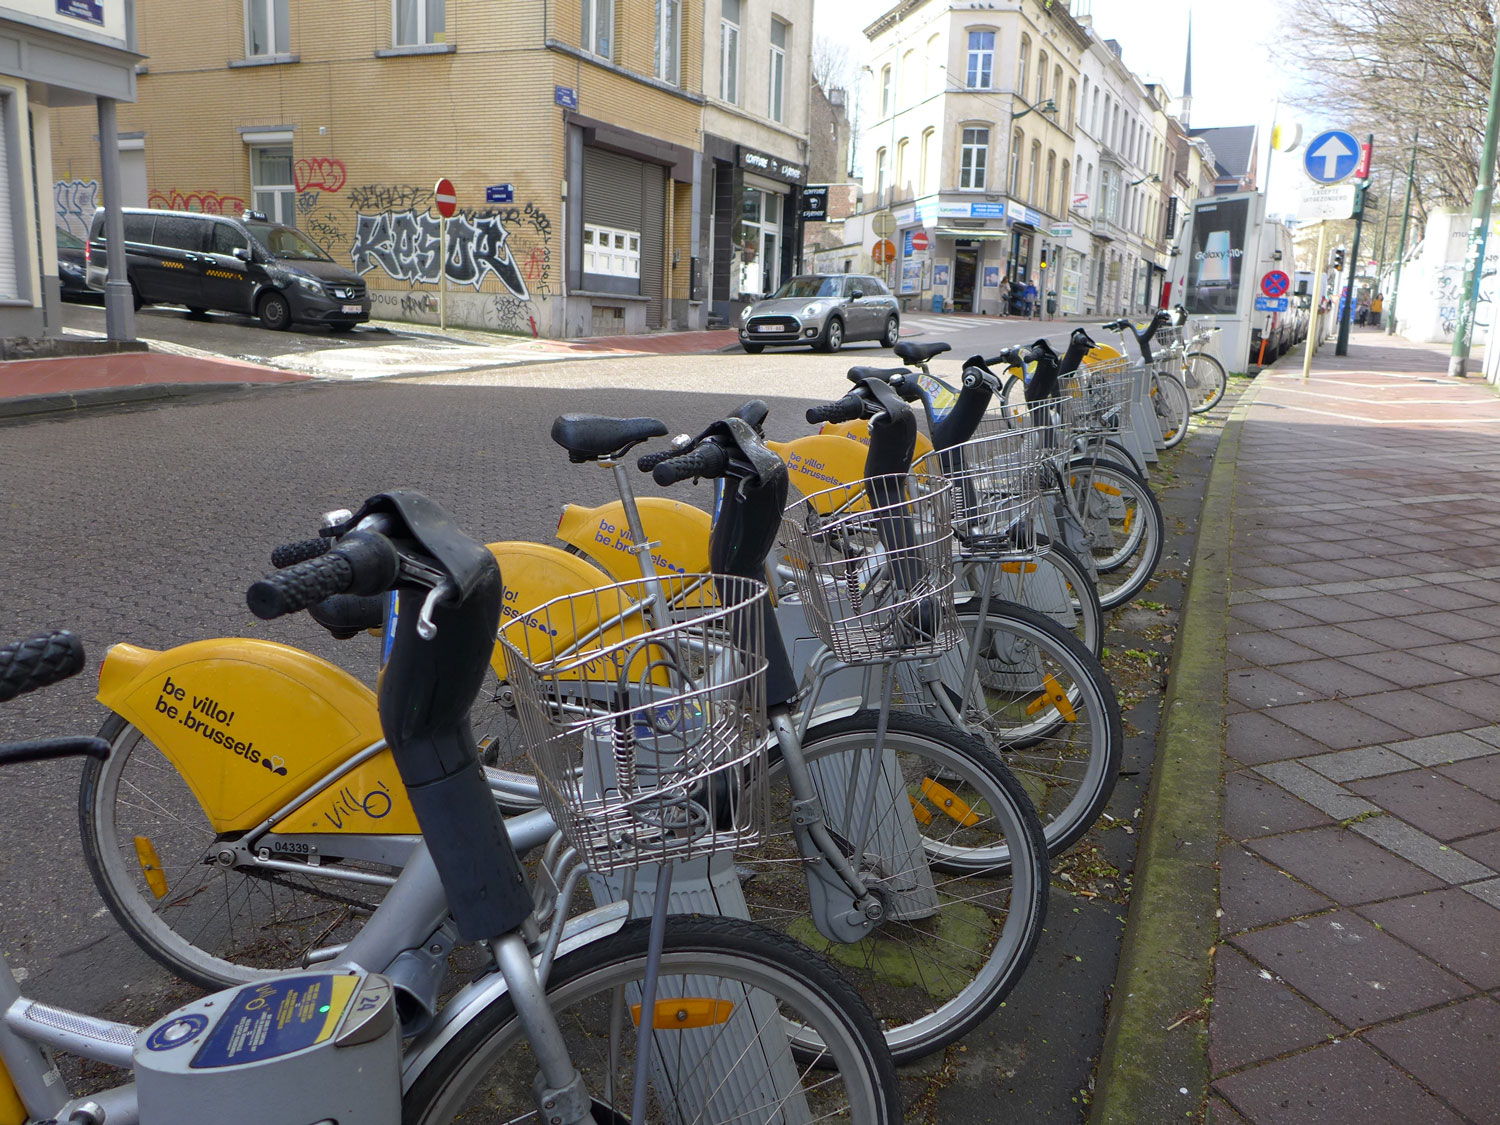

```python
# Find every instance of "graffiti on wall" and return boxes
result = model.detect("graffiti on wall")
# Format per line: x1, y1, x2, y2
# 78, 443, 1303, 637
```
55, 179, 99, 237
294, 157, 346, 193
1435, 264, 1495, 340
147, 190, 249, 216
351, 209, 530, 295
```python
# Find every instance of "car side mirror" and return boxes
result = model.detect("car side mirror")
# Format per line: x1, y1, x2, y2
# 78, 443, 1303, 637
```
233, 247, 253, 262
850, 289, 864, 300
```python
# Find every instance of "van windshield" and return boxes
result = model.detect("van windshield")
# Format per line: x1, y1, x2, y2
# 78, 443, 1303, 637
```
245, 222, 332, 262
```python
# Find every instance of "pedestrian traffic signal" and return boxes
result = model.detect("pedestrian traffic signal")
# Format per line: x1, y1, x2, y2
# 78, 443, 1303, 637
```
1333, 248, 1346, 271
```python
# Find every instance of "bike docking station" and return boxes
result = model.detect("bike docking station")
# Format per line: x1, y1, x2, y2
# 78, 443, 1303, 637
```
133, 966, 401, 1124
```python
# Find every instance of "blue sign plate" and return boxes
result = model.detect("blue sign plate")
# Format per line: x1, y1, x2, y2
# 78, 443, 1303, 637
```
1255, 296, 1289, 313
1304, 129, 1361, 185
554, 86, 578, 110
56, 0, 104, 25
485, 184, 514, 204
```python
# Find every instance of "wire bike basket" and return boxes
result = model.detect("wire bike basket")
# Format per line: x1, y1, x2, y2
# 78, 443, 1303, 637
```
914, 426, 1048, 559
780, 472, 963, 662
1060, 356, 1132, 436
500, 574, 770, 875
1154, 322, 1185, 354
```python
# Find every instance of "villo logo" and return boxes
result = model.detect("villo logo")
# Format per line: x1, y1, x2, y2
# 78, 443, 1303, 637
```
1195, 248, 1244, 261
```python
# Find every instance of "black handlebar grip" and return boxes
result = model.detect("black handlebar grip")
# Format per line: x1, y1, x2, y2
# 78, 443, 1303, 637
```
806, 394, 864, 425
0, 631, 87, 703
653, 442, 731, 486
248, 552, 356, 621
637, 445, 685, 473
271, 537, 332, 568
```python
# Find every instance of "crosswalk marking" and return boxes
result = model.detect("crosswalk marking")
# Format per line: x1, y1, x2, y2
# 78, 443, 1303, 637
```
901, 315, 994, 334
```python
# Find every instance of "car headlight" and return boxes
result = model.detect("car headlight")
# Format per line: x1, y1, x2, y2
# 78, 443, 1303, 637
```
294, 274, 323, 295
739, 306, 752, 320
802, 303, 824, 318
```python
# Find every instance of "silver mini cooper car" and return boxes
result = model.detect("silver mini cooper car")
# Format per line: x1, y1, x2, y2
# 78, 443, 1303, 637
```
739, 273, 901, 353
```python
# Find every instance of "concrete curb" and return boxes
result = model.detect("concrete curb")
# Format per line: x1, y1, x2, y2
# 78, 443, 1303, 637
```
1089, 374, 1266, 1123
0, 378, 315, 422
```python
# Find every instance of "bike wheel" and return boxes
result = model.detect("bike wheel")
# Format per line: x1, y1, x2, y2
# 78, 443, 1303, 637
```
961, 539, 1103, 655
403, 917, 902, 1125
1065, 456, 1164, 611
79, 713, 396, 988
1153, 370, 1191, 448
737, 709, 1048, 1064
1185, 351, 1227, 413
950, 600, 1123, 858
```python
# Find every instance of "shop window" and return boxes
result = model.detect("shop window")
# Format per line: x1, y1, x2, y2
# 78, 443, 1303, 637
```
251, 145, 296, 225
584, 224, 641, 278
246, 0, 289, 57
395, 0, 444, 46
582, 0, 612, 58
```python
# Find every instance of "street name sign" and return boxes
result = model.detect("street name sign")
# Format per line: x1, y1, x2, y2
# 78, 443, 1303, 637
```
485, 184, 514, 204
1304, 129, 1361, 184
1296, 182, 1357, 221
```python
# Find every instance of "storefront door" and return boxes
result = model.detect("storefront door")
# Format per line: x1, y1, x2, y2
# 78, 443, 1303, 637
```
953, 243, 979, 312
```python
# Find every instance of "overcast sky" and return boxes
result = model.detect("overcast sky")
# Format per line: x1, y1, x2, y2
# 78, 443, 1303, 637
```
813, 0, 1312, 215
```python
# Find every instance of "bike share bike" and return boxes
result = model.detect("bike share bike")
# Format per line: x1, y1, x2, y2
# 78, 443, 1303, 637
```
12, 492, 902, 1123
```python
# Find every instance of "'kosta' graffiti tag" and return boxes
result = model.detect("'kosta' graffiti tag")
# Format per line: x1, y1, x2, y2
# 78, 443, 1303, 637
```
350, 209, 529, 297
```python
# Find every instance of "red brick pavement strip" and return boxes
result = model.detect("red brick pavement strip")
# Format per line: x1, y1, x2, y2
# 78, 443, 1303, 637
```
1212, 331, 1500, 1123
0, 352, 306, 402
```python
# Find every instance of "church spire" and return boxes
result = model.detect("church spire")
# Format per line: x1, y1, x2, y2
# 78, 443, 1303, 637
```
1180, 9, 1193, 126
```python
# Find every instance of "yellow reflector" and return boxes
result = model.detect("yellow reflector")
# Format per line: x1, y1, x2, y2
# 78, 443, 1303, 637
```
1000, 561, 1038, 574
919, 778, 979, 827
908, 794, 933, 825
630, 998, 735, 1029
1025, 675, 1078, 722
134, 836, 169, 899
1092, 481, 1122, 497
1123, 507, 1136, 534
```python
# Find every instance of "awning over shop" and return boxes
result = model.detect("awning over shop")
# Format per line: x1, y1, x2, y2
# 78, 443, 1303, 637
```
933, 228, 1010, 239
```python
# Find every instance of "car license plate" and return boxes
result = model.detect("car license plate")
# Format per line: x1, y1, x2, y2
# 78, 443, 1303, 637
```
756, 325, 777, 333
341, 304, 362, 314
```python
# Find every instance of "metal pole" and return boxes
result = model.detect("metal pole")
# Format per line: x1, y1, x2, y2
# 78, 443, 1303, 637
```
1335, 136, 1372, 357
1302, 221, 1328, 380
1450, 23, 1500, 377
439, 214, 447, 332
95, 97, 135, 342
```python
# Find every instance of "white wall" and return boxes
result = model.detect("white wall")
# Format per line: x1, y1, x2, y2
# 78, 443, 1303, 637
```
1392, 208, 1500, 347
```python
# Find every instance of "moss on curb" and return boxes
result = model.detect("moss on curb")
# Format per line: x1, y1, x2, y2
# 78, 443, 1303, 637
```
1089, 377, 1266, 1124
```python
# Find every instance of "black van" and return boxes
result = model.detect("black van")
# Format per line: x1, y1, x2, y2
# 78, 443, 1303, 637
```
86, 208, 370, 331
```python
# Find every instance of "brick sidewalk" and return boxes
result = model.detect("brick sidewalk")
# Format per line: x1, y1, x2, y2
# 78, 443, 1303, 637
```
1211, 331, 1500, 1123
0, 351, 303, 402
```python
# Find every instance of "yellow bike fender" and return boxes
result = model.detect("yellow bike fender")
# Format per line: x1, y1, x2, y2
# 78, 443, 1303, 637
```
766, 435, 872, 513
818, 420, 934, 461
555, 499, 711, 584
486, 541, 617, 679
1086, 343, 1123, 362
96, 640, 385, 834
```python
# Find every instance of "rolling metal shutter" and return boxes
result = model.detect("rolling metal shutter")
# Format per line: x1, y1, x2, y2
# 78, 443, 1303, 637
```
582, 147, 667, 329
640, 162, 665, 329
0, 100, 18, 301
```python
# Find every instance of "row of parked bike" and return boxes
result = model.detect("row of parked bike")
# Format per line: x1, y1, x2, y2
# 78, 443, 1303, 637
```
0, 307, 1225, 1123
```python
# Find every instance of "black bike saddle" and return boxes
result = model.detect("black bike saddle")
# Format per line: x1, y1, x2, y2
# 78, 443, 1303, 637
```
893, 341, 951, 365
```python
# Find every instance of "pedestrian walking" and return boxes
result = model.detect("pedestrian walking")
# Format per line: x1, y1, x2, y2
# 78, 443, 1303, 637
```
1023, 280, 1038, 319
1356, 296, 1370, 327
1370, 292, 1383, 329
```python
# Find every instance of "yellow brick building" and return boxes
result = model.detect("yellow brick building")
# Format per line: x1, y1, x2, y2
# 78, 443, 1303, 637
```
50, 0, 811, 336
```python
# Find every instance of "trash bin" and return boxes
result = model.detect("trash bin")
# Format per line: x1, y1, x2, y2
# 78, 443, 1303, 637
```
931, 295, 945, 314
1046, 292, 1057, 316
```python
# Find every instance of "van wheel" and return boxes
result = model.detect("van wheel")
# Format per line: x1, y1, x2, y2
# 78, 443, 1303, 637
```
258, 291, 293, 331
185, 307, 207, 319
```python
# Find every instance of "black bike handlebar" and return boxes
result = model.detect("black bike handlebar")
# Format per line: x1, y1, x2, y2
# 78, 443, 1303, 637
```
653, 442, 731, 485
271, 537, 332, 568
248, 531, 400, 621
637, 444, 687, 472
0, 630, 87, 704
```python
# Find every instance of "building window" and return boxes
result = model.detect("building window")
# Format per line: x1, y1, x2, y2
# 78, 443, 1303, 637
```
583, 0, 613, 58
720, 0, 739, 101
1067, 80, 1076, 131
251, 145, 295, 225
1060, 160, 1069, 213
966, 30, 994, 89
1036, 51, 1048, 105
880, 65, 892, 116
919, 127, 934, 194
1053, 65, 1062, 111
959, 127, 988, 190
1010, 128, 1022, 194
1045, 150, 1056, 214
395, 0, 444, 46
876, 147, 888, 203
902, 49, 916, 103
769, 18, 787, 122
1017, 36, 1029, 101
654, 0, 681, 85
1091, 87, 1099, 132
895, 137, 909, 198
1028, 140, 1040, 204
927, 34, 941, 95
1080, 77, 1089, 127
246, 0, 289, 56
584, 223, 640, 278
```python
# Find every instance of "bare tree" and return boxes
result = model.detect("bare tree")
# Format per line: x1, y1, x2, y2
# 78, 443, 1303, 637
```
812, 35, 855, 93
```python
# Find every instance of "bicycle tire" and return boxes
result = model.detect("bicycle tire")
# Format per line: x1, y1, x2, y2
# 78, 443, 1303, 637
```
1153, 370, 1191, 449
739, 709, 1048, 1064
1064, 456, 1164, 611
947, 600, 1123, 857
402, 916, 903, 1124
1185, 351, 1227, 413
961, 538, 1103, 655
80, 713, 396, 988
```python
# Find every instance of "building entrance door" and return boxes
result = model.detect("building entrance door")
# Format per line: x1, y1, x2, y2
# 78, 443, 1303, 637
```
953, 242, 979, 312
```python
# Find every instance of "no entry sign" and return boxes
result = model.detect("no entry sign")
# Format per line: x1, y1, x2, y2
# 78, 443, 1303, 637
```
434, 178, 457, 218
910, 229, 930, 252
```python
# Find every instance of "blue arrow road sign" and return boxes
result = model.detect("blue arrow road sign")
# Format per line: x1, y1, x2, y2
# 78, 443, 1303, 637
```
1304, 130, 1361, 184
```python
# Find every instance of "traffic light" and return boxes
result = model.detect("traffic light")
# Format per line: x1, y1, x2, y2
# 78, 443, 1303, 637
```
1333, 248, 1346, 271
